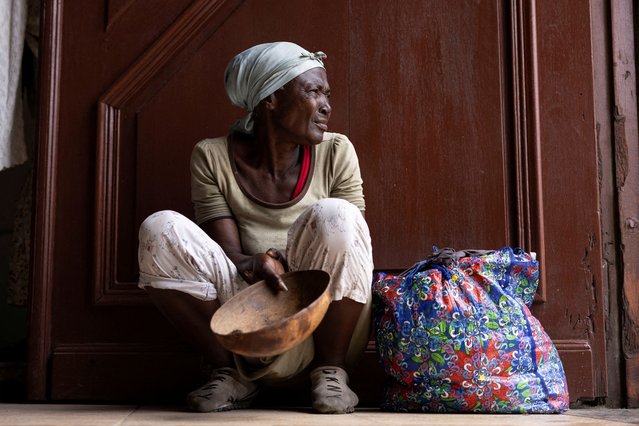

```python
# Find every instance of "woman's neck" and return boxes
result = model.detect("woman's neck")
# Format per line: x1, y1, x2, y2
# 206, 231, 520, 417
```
232, 130, 301, 181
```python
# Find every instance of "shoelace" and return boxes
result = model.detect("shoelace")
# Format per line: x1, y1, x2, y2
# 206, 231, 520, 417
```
320, 369, 343, 397
194, 369, 232, 399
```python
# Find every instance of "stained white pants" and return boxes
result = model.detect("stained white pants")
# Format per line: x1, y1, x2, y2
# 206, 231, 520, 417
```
137, 198, 374, 381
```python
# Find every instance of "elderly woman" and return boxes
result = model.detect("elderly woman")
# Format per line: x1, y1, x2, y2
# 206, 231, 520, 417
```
137, 42, 373, 414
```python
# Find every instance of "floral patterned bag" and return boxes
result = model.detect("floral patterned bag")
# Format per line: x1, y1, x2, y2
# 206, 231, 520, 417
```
372, 247, 569, 413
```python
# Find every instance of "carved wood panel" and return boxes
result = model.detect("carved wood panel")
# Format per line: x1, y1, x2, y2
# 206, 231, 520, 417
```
94, 0, 244, 305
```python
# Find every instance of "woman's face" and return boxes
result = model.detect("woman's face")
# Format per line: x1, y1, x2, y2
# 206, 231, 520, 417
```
270, 67, 331, 145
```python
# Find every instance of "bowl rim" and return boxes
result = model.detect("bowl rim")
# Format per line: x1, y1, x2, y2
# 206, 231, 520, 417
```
210, 269, 331, 337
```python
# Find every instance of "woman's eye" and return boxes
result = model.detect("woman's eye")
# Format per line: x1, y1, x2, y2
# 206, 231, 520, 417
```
307, 88, 329, 98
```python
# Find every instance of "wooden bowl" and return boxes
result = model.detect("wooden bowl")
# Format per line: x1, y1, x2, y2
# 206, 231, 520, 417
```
210, 270, 331, 357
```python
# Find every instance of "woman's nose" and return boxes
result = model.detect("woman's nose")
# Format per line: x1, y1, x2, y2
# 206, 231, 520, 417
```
319, 98, 331, 116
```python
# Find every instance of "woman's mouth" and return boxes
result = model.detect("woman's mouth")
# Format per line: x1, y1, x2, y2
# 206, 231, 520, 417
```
314, 121, 328, 131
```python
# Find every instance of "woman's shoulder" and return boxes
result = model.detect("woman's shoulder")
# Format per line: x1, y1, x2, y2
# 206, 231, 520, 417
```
317, 132, 357, 160
321, 131, 352, 146
193, 135, 228, 153
318, 132, 355, 153
191, 136, 230, 174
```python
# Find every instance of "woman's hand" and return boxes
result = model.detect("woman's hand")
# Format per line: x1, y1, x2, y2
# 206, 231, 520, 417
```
241, 248, 289, 292
200, 218, 288, 292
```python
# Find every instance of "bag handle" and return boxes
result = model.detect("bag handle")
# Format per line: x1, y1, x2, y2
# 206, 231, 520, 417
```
400, 246, 495, 284
401, 261, 452, 284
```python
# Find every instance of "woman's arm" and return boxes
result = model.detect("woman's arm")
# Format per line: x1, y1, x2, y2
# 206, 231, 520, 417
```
200, 217, 288, 291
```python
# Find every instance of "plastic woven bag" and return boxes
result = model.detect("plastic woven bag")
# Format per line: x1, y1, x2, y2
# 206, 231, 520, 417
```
372, 247, 569, 413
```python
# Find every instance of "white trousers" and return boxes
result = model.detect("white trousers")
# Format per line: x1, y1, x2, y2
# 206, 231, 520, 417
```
137, 198, 374, 382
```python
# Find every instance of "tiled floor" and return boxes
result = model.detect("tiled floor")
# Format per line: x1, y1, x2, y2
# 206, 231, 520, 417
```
1, 404, 638, 426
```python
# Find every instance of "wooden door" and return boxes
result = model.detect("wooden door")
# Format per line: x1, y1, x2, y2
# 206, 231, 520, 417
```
30, 0, 606, 403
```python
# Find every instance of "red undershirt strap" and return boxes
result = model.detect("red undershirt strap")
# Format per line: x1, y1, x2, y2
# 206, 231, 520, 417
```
292, 146, 311, 199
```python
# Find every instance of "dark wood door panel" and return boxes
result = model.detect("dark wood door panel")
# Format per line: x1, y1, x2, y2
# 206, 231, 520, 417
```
32, 0, 607, 404
96, 0, 247, 304
531, 0, 607, 398
350, 0, 512, 269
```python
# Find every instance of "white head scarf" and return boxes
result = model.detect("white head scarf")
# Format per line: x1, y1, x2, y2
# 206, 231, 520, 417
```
224, 41, 326, 134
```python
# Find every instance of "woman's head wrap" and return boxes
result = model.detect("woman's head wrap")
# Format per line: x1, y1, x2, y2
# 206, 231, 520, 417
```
224, 41, 326, 134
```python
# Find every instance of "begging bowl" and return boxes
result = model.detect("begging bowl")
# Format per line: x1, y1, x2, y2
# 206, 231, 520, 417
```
210, 270, 331, 357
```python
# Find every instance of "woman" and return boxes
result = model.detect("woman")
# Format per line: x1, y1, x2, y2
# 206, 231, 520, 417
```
137, 42, 373, 414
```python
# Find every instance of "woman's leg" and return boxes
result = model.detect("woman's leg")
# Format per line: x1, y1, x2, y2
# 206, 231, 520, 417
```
144, 288, 233, 368
311, 298, 364, 368
287, 198, 374, 413
138, 210, 256, 412
138, 210, 247, 304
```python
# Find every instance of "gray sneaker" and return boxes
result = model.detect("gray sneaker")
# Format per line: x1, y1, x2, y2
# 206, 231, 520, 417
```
310, 366, 359, 414
186, 368, 259, 412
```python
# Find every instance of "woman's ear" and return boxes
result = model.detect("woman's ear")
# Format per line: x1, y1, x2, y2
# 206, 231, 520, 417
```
253, 95, 273, 120
261, 93, 277, 111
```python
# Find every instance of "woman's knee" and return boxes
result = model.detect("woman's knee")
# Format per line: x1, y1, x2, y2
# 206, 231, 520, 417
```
312, 198, 361, 218
139, 210, 189, 242
301, 198, 369, 249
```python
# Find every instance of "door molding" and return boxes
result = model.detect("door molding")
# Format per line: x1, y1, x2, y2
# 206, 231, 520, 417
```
28, 0, 64, 400
94, 0, 243, 306
610, 0, 639, 408
510, 0, 547, 302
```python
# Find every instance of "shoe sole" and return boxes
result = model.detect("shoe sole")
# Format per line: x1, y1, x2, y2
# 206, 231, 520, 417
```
211, 388, 260, 412
312, 405, 356, 414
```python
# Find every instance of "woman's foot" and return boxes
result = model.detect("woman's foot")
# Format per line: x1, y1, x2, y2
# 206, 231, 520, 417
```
310, 366, 359, 414
186, 367, 259, 412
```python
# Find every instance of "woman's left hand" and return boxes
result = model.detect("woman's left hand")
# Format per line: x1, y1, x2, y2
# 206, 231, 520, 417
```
244, 248, 289, 292
200, 218, 289, 292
